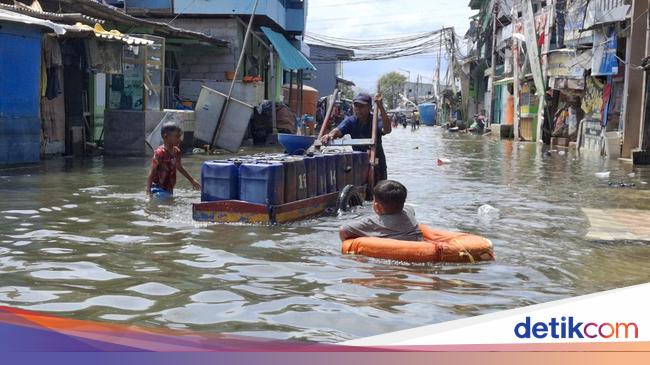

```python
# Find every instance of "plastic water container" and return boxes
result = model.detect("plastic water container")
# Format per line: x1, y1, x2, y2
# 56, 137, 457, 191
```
324, 154, 338, 193
351, 151, 370, 186
332, 153, 354, 191
201, 160, 240, 202
268, 156, 308, 203
314, 154, 328, 196
239, 162, 285, 205
418, 103, 437, 126
303, 155, 318, 198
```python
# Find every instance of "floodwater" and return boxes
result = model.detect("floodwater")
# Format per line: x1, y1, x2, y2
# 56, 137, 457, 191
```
1, 127, 650, 343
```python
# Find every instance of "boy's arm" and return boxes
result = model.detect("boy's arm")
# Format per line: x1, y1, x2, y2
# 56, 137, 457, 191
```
177, 160, 201, 190
146, 161, 157, 196
339, 218, 375, 242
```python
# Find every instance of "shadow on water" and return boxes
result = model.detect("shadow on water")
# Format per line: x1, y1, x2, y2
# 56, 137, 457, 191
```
1, 127, 650, 342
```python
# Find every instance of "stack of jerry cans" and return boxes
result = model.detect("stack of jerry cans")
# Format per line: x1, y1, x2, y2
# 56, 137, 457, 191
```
324, 153, 338, 193
351, 151, 370, 186
330, 152, 353, 191
239, 161, 285, 205
302, 155, 318, 198
267, 156, 308, 203
343, 152, 355, 187
314, 154, 328, 196
201, 160, 240, 202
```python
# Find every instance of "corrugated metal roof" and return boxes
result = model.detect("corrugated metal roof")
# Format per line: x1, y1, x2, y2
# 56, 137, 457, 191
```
64, 23, 155, 45
261, 26, 316, 71
0, 8, 66, 34
52, 0, 228, 47
0, 2, 104, 25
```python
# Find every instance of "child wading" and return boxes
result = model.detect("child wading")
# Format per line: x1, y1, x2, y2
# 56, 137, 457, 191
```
339, 180, 422, 242
146, 122, 201, 198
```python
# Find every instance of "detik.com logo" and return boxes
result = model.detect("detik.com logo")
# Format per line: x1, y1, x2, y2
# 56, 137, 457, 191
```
515, 316, 639, 339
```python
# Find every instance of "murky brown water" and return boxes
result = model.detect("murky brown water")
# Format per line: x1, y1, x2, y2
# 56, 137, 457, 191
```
1, 127, 650, 342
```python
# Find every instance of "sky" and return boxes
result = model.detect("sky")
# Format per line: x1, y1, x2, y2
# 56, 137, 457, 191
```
306, 0, 477, 92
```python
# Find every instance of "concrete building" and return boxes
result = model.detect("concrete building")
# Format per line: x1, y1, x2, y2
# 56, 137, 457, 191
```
123, 0, 313, 107
306, 43, 354, 96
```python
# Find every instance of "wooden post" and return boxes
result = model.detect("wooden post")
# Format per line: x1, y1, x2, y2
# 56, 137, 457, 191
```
622, 0, 648, 158
288, 70, 294, 112
210, 0, 260, 150
269, 46, 277, 133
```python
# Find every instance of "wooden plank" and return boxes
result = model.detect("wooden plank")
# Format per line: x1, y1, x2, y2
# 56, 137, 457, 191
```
583, 208, 650, 242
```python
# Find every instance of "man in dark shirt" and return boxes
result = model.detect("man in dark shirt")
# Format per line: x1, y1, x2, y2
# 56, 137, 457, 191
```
320, 93, 392, 182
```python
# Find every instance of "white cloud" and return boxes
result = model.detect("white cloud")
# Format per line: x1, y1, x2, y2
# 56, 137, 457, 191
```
306, 0, 477, 90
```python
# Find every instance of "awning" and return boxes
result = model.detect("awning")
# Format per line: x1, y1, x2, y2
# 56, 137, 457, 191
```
261, 26, 316, 71
494, 77, 514, 86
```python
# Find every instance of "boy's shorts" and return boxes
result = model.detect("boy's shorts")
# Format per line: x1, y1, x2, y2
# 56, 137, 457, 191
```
151, 185, 173, 200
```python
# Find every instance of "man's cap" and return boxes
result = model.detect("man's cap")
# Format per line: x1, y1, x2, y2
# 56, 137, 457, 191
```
353, 93, 372, 105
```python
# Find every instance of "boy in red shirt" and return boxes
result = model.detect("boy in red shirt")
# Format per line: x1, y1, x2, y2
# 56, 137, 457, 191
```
146, 123, 200, 198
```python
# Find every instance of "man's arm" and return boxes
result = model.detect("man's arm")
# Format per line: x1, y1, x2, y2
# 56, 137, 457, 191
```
320, 128, 343, 145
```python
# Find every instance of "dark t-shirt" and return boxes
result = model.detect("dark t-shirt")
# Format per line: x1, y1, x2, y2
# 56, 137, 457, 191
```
336, 114, 387, 169
341, 206, 423, 241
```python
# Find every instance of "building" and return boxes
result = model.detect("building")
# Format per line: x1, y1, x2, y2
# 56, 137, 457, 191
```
306, 43, 354, 97
122, 0, 315, 112
466, 0, 650, 165
0, 9, 63, 165
0, 0, 229, 164
403, 80, 435, 105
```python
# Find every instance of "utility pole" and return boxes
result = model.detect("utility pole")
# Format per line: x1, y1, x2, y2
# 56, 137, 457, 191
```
513, 4, 520, 142
435, 39, 442, 105
488, 0, 499, 125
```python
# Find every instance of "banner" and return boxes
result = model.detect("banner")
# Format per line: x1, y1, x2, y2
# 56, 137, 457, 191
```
522, 0, 545, 95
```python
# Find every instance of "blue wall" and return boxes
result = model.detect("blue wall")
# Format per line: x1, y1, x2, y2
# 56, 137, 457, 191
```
0, 22, 43, 166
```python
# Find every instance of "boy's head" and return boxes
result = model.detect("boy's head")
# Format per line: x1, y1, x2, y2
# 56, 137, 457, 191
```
373, 180, 407, 215
161, 122, 182, 146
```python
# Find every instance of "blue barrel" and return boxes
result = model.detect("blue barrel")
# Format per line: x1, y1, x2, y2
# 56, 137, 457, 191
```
239, 162, 285, 205
324, 154, 338, 193
351, 151, 370, 186
418, 103, 437, 126
201, 160, 240, 202
303, 155, 318, 198
314, 154, 328, 196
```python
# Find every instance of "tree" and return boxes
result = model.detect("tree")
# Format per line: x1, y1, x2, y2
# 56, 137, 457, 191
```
339, 84, 355, 100
378, 72, 407, 109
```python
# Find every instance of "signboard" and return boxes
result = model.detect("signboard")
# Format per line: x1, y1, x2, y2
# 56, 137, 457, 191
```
547, 49, 591, 78
565, 0, 593, 45
522, 0, 545, 96
584, 0, 631, 28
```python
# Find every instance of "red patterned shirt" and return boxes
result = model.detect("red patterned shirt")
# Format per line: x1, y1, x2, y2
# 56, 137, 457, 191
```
151, 146, 181, 192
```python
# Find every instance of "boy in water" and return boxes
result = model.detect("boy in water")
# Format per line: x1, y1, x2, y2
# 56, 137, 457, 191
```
146, 122, 201, 197
339, 180, 422, 242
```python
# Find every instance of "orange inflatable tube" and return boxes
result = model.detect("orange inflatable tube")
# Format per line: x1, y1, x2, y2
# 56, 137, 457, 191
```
341, 225, 495, 263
